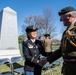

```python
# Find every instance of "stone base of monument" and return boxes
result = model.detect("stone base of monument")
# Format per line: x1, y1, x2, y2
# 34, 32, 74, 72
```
0, 50, 22, 73
0, 50, 21, 61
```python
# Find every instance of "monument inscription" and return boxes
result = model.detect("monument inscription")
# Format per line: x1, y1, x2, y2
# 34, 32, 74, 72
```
0, 7, 18, 49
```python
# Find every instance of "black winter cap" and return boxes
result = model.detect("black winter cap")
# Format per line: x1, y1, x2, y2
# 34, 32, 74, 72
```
44, 34, 50, 36
58, 6, 76, 16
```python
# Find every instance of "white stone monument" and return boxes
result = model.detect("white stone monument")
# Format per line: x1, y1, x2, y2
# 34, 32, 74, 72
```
0, 7, 21, 60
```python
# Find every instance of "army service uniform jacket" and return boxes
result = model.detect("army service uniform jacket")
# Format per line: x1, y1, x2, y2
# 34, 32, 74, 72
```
23, 39, 46, 71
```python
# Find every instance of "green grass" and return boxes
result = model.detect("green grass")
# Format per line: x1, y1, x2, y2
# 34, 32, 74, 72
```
52, 45, 60, 50
0, 44, 62, 75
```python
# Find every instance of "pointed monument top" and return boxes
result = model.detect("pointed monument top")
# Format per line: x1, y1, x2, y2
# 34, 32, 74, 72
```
3, 7, 16, 13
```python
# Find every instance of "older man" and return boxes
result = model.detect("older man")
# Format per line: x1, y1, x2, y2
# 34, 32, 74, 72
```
40, 6, 76, 75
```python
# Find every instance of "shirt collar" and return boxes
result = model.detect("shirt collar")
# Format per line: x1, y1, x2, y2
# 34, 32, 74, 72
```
30, 39, 36, 42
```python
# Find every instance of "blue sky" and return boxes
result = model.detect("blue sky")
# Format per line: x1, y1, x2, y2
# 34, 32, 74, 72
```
0, 0, 76, 40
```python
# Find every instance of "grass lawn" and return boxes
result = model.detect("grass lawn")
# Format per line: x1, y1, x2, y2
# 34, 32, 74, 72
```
0, 44, 62, 75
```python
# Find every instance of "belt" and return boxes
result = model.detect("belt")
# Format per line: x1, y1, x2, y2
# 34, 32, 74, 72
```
64, 59, 76, 64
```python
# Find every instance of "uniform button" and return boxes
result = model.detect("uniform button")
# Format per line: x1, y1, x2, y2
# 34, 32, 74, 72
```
34, 51, 36, 52
34, 46, 36, 48
35, 55, 37, 57
63, 53, 65, 55
36, 46, 38, 48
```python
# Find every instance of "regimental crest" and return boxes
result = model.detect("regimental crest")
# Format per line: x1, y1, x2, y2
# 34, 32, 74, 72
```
33, 26, 36, 30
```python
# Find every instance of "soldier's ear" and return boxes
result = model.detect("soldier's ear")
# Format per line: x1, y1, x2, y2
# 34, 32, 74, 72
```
67, 14, 72, 20
68, 14, 72, 17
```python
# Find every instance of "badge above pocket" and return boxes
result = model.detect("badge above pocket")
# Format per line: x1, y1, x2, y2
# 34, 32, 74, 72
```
28, 43, 33, 48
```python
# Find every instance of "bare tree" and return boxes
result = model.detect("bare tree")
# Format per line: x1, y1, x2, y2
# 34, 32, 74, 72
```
22, 7, 56, 39
22, 15, 44, 37
42, 7, 56, 39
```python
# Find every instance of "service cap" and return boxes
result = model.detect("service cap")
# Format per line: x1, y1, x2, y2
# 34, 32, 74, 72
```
25, 25, 38, 33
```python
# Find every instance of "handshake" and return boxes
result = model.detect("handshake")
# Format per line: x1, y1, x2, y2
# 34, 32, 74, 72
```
37, 58, 48, 67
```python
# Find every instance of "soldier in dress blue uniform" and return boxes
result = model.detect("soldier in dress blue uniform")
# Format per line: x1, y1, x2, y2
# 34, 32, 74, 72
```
40, 6, 76, 75
22, 25, 46, 75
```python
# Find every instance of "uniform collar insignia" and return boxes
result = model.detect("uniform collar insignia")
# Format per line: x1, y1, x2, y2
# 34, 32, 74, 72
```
31, 39, 35, 42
